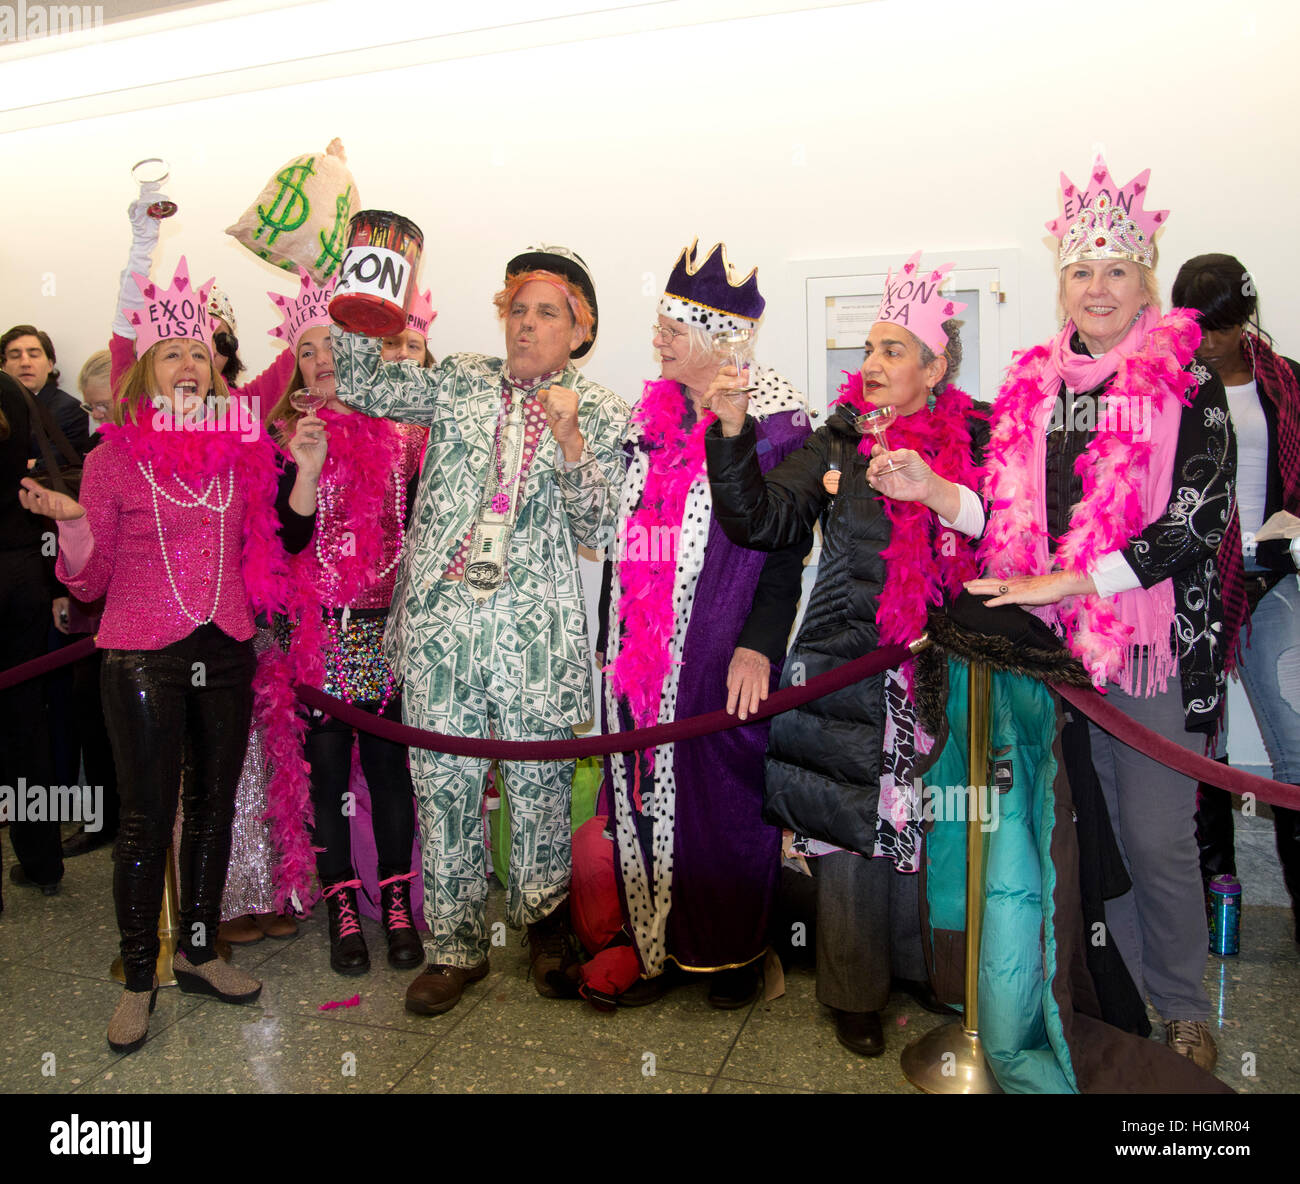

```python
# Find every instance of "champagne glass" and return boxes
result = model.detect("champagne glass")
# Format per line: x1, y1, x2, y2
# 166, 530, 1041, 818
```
857, 405, 905, 474
289, 387, 326, 415
711, 327, 757, 394
130, 157, 177, 220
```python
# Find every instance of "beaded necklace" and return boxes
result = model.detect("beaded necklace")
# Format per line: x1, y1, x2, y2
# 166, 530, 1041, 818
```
313, 468, 406, 711
138, 459, 236, 626
489, 369, 558, 514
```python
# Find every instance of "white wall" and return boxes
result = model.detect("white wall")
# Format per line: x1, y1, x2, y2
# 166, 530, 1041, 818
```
2, 0, 1293, 759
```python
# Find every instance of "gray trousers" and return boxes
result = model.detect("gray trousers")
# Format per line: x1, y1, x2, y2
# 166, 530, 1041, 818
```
1089, 678, 1211, 1021
813, 850, 926, 1013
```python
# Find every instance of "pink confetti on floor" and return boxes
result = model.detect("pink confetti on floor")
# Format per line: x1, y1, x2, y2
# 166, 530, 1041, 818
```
897, 1015, 908, 1025
318, 994, 361, 1011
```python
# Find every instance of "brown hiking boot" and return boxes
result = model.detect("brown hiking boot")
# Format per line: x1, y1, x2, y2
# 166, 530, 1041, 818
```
1166, 1019, 1218, 1073
404, 961, 490, 1016
527, 904, 582, 999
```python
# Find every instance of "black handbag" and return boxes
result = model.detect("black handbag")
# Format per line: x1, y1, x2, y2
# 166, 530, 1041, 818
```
20, 384, 83, 499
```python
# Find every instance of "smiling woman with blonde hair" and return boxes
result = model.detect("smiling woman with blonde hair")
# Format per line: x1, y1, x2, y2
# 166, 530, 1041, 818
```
967, 158, 1238, 1074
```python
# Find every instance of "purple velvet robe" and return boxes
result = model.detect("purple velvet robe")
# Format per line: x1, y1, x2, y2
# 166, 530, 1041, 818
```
603, 380, 810, 973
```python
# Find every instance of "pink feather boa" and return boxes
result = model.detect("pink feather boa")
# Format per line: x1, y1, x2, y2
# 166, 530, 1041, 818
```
979, 310, 1200, 690
253, 409, 405, 912
833, 373, 983, 652
607, 379, 714, 732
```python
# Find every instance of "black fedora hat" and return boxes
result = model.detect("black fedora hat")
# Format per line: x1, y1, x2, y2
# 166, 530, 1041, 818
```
505, 244, 598, 359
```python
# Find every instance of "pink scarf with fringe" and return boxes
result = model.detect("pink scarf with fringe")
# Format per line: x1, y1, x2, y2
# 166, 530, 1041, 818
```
980, 307, 1200, 692
832, 374, 983, 654
253, 408, 407, 912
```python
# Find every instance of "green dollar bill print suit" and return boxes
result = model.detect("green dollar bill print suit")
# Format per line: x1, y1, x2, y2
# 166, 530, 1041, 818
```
330, 326, 629, 965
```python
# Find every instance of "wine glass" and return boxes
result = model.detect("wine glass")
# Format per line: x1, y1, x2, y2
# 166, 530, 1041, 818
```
711, 328, 757, 394
289, 387, 326, 415
857, 405, 905, 474
130, 157, 177, 220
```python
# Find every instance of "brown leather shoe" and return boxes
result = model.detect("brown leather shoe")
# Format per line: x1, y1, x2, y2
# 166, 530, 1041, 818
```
1166, 1019, 1218, 1073
218, 914, 265, 945
404, 960, 490, 1016
253, 912, 298, 939
527, 904, 582, 999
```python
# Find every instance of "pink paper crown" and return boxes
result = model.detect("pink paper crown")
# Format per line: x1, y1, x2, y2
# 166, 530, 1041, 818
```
268, 272, 337, 349
873, 251, 967, 354
1047, 156, 1169, 270
406, 288, 437, 338
129, 256, 215, 354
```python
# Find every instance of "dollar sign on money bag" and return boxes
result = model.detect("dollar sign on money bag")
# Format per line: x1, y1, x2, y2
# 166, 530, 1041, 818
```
314, 184, 353, 278
256, 158, 315, 245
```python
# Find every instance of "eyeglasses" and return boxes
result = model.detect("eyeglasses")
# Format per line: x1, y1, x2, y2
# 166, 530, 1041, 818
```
651, 322, 686, 342
80, 402, 112, 416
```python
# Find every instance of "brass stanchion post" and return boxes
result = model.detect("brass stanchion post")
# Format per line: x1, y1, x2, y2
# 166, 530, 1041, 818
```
900, 656, 1002, 1093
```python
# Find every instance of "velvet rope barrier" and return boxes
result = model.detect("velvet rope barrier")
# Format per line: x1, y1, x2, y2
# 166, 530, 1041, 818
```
3, 635, 1295, 812
1053, 682, 1300, 812
0, 635, 96, 692
295, 641, 918, 760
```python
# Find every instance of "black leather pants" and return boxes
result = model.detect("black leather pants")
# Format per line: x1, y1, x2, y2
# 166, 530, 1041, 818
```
101, 626, 254, 991
306, 695, 416, 884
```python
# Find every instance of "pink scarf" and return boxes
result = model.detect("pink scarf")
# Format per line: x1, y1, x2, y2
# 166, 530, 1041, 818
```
606, 379, 712, 732
832, 374, 983, 653
980, 308, 1201, 693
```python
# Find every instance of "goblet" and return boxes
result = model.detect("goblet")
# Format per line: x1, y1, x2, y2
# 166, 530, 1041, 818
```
289, 387, 326, 415
857, 404, 905, 474
710, 327, 757, 394
131, 157, 177, 219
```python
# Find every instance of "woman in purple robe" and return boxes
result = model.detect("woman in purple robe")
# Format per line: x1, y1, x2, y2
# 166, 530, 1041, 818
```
601, 241, 811, 1007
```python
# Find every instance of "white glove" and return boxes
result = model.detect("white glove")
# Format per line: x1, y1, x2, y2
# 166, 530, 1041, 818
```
111, 193, 169, 340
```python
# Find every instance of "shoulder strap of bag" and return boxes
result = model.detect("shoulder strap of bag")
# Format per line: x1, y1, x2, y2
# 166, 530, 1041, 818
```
18, 385, 79, 496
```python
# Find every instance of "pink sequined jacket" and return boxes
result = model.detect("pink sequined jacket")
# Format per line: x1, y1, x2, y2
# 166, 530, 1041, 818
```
56, 432, 312, 650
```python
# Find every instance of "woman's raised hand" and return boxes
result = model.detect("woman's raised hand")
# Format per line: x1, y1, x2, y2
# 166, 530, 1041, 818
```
18, 478, 85, 521
865, 445, 935, 502
703, 364, 751, 437
288, 413, 328, 480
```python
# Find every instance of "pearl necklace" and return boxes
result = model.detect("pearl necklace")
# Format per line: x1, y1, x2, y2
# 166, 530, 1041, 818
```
138, 459, 235, 626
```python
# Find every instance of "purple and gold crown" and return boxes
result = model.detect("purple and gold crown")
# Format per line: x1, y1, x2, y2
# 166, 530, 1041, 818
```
1047, 156, 1169, 271
129, 256, 215, 354
268, 272, 337, 349
658, 240, 765, 333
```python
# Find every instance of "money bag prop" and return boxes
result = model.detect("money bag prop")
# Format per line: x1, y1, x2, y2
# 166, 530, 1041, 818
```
226, 138, 360, 284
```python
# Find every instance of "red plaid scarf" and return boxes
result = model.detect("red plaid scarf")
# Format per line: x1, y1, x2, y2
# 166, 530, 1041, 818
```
1249, 331, 1300, 516
1217, 331, 1300, 669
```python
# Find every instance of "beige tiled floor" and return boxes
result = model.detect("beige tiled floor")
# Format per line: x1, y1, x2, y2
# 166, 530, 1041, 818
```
1, 820, 1296, 1095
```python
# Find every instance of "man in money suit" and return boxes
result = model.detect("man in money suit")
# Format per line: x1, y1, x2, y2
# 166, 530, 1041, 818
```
331, 245, 629, 1015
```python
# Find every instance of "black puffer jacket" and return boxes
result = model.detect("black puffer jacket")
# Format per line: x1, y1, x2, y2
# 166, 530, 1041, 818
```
706, 400, 985, 854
